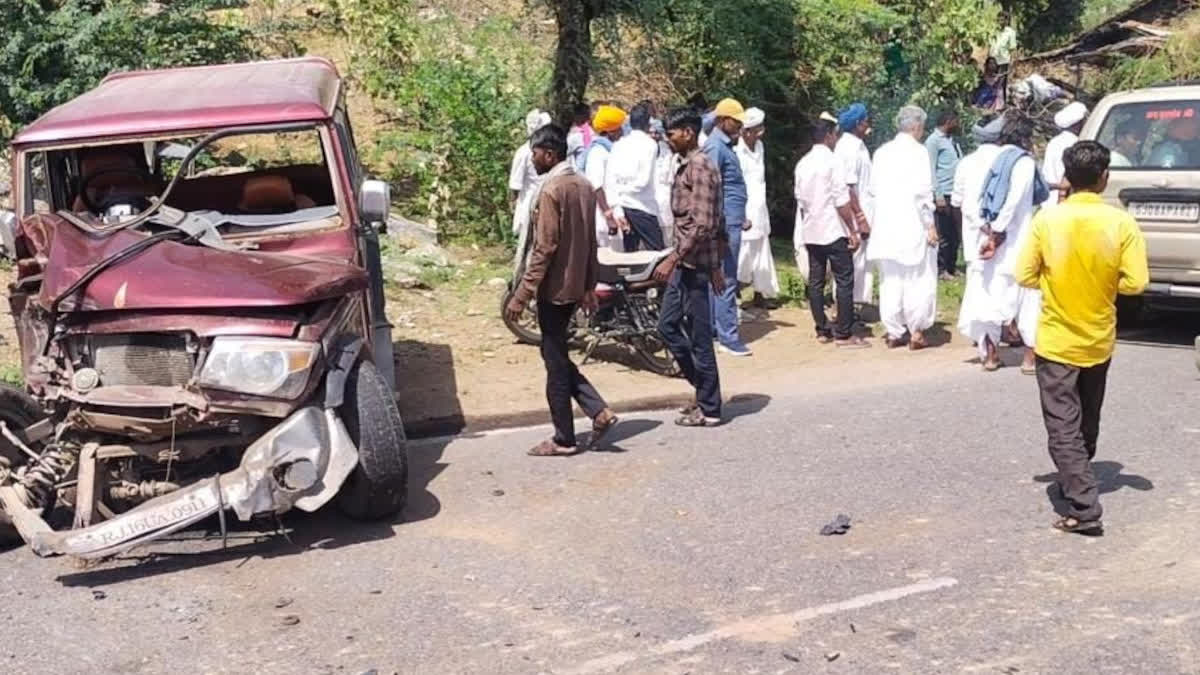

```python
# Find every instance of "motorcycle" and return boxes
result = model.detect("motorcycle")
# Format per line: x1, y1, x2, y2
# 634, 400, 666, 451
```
502, 244, 679, 377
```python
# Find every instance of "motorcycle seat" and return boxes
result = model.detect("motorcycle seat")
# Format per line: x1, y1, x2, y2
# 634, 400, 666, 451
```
596, 248, 671, 284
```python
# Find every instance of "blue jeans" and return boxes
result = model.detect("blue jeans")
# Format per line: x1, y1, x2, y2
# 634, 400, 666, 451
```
711, 223, 743, 346
658, 267, 722, 418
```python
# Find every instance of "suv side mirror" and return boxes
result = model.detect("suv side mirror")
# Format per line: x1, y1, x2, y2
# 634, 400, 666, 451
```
359, 180, 391, 228
0, 210, 16, 261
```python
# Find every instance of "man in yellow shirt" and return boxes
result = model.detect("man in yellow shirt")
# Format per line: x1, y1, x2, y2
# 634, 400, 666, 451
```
1016, 140, 1148, 534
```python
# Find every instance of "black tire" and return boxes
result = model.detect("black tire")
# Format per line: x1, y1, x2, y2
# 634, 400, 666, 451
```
1116, 295, 1146, 328
0, 386, 44, 546
632, 334, 680, 377
500, 286, 542, 345
336, 360, 408, 521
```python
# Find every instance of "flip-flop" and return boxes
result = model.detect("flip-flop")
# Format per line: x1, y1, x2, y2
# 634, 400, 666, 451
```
527, 439, 578, 457
1021, 365, 1037, 376
835, 337, 871, 349
675, 409, 721, 427
585, 413, 620, 451
1053, 516, 1103, 535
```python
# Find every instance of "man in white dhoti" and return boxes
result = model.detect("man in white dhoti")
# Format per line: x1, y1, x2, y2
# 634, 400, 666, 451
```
963, 114, 1051, 372
867, 106, 939, 350
835, 103, 876, 310
954, 117, 1007, 370
735, 107, 780, 305
649, 117, 677, 247
509, 109, 551, 236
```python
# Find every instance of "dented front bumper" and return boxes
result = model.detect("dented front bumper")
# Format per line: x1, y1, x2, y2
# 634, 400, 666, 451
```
30, 406, 358, 559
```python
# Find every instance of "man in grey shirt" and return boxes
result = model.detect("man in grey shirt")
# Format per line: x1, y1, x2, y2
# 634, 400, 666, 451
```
926, 109, 963, 279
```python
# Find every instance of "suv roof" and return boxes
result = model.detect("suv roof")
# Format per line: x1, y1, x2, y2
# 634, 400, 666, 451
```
12, 57, 341, 148
1094, 84, 1200, 108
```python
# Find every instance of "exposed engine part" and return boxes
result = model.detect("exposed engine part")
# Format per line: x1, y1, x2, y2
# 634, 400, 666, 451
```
14, 444, 83, 509
109, 480, 181, 503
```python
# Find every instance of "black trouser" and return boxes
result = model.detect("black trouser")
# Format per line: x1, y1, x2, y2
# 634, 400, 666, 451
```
935, 200, 961, 275
1036, 356, 1111, 522
538, 300, 607, 447
806, 238, 854, 340
623, 209, 666, 251
657, 266, 722, 418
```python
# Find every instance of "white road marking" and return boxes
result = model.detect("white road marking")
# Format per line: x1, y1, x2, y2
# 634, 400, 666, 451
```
562, 577, 959, 675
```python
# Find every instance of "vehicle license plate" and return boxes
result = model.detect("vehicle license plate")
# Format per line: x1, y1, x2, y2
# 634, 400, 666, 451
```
1129, 201, 1200, 222
78, 489, 217, 549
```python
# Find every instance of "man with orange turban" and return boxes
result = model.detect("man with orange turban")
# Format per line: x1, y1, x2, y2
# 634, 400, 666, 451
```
584, 104, 628, 251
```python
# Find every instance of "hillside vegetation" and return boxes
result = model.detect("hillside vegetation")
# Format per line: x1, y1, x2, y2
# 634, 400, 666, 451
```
0, 0, 1186, 244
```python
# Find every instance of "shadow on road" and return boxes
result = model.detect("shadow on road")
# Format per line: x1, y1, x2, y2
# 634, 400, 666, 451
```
589, 418, 663, 454
739, 316, 795, 345
725, 393, 772, 421
1033, 461, 1155, 516
1118, 310, 1200, 349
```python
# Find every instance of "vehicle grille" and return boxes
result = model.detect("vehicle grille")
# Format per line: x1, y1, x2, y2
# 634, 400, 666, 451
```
91, 334, 195, 388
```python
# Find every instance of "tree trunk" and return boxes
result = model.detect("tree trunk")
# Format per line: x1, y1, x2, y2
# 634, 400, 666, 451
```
549, 0, 593, 127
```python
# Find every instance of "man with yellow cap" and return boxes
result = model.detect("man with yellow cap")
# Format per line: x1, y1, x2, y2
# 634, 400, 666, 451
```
585, 104, 628, 251
704, 97, 752, 357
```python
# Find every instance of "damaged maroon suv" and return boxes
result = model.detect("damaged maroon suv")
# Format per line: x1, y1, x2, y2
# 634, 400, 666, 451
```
0, 58, 407, 560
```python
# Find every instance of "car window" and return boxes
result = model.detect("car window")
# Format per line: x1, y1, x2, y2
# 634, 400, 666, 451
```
25, 152, 53, 214
1095, 101, 1200, 170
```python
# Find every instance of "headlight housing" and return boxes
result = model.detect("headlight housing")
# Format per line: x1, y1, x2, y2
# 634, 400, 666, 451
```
199, 338, 320, 399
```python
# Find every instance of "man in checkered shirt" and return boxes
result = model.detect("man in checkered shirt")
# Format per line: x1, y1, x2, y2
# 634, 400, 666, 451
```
653, 107, 727, 427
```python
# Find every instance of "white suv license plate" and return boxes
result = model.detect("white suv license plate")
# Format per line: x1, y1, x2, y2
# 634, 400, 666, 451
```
1129, 201, 1200, 222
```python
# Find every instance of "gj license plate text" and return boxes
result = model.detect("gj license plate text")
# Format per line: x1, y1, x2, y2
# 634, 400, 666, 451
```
1129, 201, 1200, 222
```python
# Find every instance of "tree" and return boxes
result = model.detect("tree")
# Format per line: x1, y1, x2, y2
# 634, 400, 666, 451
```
0, 0, 256, 132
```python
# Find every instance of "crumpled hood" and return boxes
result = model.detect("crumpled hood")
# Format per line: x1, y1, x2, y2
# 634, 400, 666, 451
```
37, 220, 367, 312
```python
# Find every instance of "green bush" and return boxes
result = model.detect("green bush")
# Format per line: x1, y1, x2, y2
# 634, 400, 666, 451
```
365, 18, 549, 244
0, 0, 256, 132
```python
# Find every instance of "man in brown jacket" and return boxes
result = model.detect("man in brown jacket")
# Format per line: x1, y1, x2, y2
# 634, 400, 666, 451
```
506, 125, 619, 456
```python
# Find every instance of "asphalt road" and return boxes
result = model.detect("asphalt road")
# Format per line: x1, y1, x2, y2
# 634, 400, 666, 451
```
2, 327, 1199, 675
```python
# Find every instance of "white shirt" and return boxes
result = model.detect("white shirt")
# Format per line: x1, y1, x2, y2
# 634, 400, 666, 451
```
794, 144, 850, 248
509, 142, 537, 195
585, 143, 613, 233
989, 149, 1039, 275
508, 142, 540, 234
950, 143, 1003, 264
605, 129, 659, 218
1041, 130, 1077, 205
736, 137, 770, 240
867, 132, 935, 266
834, 132, 873, 223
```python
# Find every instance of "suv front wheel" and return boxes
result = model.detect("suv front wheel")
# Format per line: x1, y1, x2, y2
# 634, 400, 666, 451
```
336, 359, 409, 521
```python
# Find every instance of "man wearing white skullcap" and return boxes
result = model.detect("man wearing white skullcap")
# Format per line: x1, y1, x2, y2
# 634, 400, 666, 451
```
735, 107, 780, 304
1041, 101, 1088, 205
510, 109, 553, 235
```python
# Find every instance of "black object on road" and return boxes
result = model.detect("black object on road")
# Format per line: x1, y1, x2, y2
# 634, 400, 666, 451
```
820, 514, 852, 536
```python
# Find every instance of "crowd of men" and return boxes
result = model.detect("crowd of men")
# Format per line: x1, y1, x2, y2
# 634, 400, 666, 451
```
505, 95, 1149, 534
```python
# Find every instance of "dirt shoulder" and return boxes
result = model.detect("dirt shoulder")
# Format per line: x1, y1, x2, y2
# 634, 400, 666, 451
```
0, 251, 979, 437
386, 247, 978, 436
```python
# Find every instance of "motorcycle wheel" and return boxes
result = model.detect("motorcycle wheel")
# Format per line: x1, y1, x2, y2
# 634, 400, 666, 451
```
500, 285, 542, 346
632, 334, 680, 377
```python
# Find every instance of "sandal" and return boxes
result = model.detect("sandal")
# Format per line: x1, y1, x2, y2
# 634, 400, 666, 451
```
885, 336, 907, 349
982, 360, 1001, 372
1053, 516, 1103, 534
675, 409, 721, 428
678, 400, 699, 415
816, 334, 835, 344
585, 411, 620, 451
835, 336, 871, 349
527, 439, 578, 457
909, 337, 928, 351
1021, 363, 1037, 376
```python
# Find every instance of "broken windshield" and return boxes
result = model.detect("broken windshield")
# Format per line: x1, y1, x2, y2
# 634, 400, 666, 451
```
34, 126, 341, 231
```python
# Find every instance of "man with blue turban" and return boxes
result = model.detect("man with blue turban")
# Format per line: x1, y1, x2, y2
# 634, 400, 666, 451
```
834, 103, 876, 313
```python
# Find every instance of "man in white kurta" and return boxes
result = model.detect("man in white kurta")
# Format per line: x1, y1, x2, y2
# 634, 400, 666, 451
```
867, 106, 938, 349
585, 105, 628, 252
1041, 101, 1087, 205
953, 125, 1008, 369
509, 109, 551, 236
834, 104, 876, 307
967, 115, 1047, 371
735, 108, 779, 301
